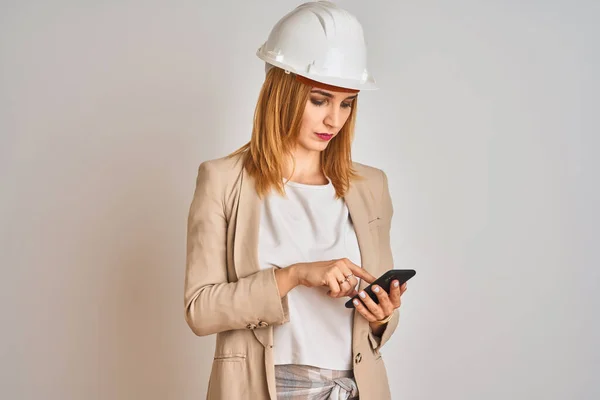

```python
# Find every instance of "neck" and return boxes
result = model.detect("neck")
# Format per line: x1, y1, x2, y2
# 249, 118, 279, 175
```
284, 147, 327, 185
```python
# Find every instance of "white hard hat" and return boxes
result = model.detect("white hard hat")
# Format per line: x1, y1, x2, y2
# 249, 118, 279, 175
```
257, 1, 377, 91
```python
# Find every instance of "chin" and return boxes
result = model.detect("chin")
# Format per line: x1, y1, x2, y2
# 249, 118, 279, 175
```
312, 143, 330, 153
298, 141, 329, 153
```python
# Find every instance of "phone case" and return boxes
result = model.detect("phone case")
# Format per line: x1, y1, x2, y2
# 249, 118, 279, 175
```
344, 269, 416, 308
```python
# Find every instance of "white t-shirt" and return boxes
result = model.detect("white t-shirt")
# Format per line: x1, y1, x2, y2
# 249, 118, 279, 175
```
257, 178, 362, 371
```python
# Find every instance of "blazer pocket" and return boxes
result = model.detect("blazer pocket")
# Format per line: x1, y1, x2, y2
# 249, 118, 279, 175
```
207, 355, 248, 398
213, 353, 246, 362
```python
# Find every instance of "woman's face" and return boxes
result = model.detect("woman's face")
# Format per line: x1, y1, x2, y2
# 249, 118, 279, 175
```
296, 88, 357, 153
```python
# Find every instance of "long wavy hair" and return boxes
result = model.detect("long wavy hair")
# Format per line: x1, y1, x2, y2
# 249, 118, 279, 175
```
228, 67, 360, 198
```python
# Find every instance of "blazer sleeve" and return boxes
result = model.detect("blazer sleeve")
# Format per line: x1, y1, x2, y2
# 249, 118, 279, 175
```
184, 161, 289, 337
368, 169, 401, 351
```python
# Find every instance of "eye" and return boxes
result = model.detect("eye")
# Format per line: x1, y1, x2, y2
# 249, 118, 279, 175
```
310, 98, 325, 106
341, 102, 353, 109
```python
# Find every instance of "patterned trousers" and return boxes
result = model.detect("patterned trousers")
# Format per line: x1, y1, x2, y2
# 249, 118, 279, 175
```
275, 364, 359, 400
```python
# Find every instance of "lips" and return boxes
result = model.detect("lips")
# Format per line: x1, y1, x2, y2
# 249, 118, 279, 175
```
315, 133, 334, 141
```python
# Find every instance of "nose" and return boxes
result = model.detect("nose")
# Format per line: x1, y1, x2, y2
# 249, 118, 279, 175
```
324, 106, 342, 130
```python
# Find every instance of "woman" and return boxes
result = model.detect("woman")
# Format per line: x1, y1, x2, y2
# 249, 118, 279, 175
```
184, 2, 408, 399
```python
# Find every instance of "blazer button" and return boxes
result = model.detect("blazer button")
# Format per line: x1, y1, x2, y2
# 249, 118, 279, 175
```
355, 353, 362, 364
246, 323, 257, 330
258, 321, 269, 327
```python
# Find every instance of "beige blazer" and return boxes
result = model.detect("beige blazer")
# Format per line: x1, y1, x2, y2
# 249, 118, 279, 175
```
184, 153, 400, 399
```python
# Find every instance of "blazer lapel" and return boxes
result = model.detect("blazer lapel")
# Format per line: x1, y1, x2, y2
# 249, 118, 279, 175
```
344, 180, 377, 290
233, 167, 261, 280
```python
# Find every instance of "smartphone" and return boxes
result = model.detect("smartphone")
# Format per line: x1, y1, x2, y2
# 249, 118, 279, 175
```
345, 269, 416, 308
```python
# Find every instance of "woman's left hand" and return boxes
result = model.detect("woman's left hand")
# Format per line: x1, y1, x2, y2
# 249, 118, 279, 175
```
352, 280, 408, 335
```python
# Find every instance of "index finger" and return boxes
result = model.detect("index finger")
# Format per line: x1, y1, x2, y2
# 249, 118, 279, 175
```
343, 259, 377, 284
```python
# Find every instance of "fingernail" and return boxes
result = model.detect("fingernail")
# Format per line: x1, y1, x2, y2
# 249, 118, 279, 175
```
373, 286, 380, 293
393, 281, 400, 287
353, 299, 359, 305
359, 292, 366, 298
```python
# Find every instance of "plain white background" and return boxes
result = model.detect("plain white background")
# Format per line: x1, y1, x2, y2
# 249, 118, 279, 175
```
1, 0, 598, 399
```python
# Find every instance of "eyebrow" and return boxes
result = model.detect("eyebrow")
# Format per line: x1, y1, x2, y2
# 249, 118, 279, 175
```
310, 89, 358, 101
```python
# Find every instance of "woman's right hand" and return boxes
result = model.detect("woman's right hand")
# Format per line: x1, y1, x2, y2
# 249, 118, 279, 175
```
291, 258, 377, 298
